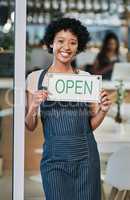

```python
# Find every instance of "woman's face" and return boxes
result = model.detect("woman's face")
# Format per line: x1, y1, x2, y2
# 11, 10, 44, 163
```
51, 30, 78, 64
106, 38, 117, 52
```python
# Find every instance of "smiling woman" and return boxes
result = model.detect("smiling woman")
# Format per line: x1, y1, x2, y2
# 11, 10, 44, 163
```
25, 17, 111, 200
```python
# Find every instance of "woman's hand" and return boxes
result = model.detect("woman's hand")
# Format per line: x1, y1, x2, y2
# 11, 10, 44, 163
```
25, 90, 48, 131
90, 90, 112, 130
99, 90, 112, 113
30, 90, 48, 112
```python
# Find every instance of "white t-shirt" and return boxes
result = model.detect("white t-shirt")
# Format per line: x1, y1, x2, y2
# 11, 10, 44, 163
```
26, 69, 90, 93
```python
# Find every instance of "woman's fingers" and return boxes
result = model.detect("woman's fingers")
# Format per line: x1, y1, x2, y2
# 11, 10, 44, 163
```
32, 90, 48, 108
101, 96, 110, 103
99, 90, 112, 112
100, 90, 111, 102
100, 90, 108, 98
42, 91, 48, 101
101, 101, 111, 107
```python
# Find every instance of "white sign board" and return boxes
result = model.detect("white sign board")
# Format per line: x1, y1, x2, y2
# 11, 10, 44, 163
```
47, 73, 102, 102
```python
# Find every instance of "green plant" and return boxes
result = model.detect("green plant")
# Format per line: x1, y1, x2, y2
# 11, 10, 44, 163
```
115, 80, 126, 123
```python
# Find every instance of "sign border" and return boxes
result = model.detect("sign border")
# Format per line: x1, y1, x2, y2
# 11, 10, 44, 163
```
47, 73, 102, 103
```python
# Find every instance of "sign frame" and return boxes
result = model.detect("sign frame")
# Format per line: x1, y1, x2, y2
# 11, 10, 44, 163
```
47, 73, 102, 103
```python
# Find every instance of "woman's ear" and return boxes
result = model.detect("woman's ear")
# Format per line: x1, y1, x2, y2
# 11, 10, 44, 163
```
50, 44, 53, 48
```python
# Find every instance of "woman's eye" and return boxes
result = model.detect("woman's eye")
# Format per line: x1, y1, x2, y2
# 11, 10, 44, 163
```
71, 42, 77, 45
58, 40, 64, 43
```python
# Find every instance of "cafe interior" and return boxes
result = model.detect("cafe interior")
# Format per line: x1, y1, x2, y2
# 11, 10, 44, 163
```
0, 0, 130, 199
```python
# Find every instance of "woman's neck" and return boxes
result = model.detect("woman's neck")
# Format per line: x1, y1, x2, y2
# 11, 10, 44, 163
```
49, 61, 74, 73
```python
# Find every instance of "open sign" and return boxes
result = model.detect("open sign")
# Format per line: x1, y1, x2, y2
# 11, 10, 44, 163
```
47, 73, 102, 102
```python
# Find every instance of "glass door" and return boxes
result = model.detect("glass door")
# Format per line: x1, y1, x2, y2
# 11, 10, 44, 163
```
0, 0, 26, 199
0, 0, 15, 199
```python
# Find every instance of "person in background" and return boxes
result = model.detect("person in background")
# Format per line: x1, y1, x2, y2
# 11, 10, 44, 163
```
92, 32, 123, 80
25, 18, 111, 200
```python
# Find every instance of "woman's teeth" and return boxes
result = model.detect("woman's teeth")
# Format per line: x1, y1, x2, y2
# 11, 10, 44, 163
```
60, 52, 70, 57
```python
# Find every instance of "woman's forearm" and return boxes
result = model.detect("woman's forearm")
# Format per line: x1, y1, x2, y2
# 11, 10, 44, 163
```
25, 107, 38, 131
90, 109, 107, 130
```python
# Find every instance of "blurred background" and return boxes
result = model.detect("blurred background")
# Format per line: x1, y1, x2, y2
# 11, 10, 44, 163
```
0, 0, 130, 199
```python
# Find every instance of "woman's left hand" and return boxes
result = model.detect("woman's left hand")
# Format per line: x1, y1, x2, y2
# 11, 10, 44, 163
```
99, 90, 112, 113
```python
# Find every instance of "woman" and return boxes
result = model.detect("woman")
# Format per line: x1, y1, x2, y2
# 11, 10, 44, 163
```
92, 32, 122, 80
25, 18, 111, 200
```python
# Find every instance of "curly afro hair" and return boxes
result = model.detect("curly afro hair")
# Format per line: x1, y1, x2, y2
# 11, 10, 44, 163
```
43, 17, 91, 54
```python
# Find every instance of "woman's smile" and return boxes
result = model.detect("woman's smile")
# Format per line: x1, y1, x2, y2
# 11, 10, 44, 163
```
60, 51, 71, 58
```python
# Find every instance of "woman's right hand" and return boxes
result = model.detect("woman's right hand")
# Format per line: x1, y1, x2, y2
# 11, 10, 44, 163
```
25, 89, 48, 131
30, 90, 48, 112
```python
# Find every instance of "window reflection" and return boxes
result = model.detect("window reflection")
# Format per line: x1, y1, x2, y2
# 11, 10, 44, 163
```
0, 1, 14, 199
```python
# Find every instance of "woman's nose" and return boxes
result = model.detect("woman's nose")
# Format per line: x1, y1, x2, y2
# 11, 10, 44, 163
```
63, 42, 70, 50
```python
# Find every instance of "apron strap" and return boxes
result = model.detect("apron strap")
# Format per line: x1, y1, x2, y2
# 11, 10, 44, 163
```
38, 67, 49, 90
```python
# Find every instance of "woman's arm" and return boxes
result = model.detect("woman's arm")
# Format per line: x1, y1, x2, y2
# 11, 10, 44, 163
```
90, 90, 111, 130
25, 90, 48, 131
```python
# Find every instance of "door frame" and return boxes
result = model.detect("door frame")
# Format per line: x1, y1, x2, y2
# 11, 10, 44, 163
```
13, 0, 26, 199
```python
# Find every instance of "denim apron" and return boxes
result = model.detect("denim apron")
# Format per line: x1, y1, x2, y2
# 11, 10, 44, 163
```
38, 69, 101, 200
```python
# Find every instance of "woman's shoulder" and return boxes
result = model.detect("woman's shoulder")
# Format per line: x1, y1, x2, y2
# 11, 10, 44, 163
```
27, 69, 44, 79
26, 69, 45, 93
